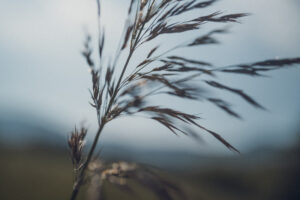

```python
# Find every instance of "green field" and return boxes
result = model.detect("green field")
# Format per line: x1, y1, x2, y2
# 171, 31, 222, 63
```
0, 147, 299, 200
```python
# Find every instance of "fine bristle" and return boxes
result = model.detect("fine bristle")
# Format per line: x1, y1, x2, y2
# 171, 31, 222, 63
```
80, 0, 300, 154
69, 1, 300, 199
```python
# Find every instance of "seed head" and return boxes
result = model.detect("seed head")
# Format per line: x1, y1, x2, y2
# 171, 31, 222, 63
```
68, 126, 88, 167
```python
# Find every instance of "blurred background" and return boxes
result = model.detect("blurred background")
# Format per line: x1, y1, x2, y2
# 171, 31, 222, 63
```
0, 0, 299, 199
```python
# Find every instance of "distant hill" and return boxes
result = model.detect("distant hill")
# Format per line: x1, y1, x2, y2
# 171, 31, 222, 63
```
1, 109, 295, 170
0, 110, 66, 149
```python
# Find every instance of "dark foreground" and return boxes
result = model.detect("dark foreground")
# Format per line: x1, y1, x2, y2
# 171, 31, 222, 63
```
0, 145, 299, 200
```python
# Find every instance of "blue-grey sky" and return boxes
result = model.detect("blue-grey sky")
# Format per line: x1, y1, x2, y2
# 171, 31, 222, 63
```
1, 0, 300, 154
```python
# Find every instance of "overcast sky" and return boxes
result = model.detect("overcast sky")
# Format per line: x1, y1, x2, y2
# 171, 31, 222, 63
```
1, 0, 300, 154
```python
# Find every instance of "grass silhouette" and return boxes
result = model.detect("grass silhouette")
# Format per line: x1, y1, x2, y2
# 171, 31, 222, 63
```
67, 1, 300, 199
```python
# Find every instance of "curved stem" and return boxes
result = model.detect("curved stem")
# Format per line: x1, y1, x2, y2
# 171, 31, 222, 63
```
69, 30, 136, 200
70, 120, 105, 200
70, 2, 156, 200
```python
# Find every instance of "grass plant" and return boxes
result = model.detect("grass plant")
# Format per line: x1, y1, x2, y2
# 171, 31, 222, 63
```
67, 1, 300, 199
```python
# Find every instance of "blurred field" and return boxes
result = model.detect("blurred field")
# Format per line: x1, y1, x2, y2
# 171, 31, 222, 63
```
0, 145, 299, 200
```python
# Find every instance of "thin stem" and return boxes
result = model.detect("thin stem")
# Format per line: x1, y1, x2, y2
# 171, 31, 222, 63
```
70, 119, 105, 200
70, 2, 156, 200
69, 27, 136, 200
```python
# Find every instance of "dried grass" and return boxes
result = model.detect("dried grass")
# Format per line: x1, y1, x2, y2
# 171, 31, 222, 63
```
68, 1, 300, 199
